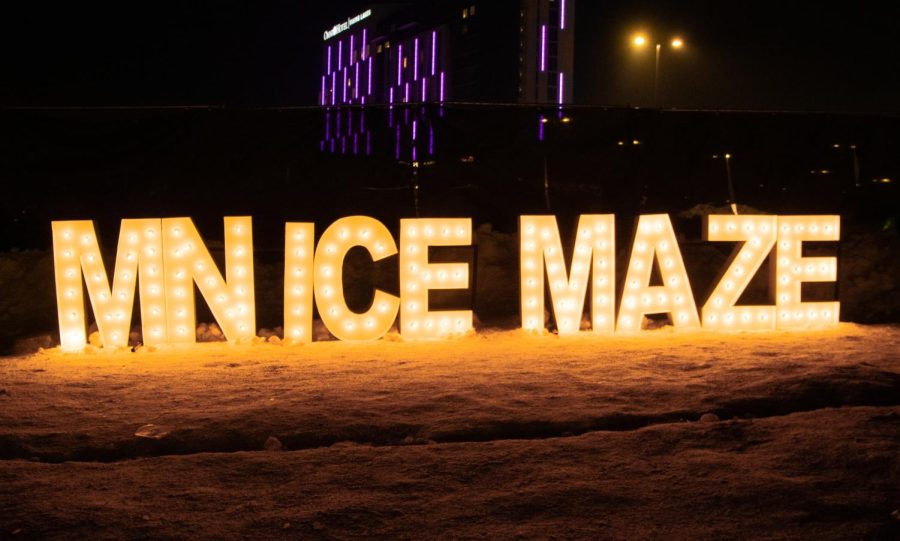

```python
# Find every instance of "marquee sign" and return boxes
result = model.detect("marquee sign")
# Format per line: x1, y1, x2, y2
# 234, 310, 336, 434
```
51, 214, 840, 351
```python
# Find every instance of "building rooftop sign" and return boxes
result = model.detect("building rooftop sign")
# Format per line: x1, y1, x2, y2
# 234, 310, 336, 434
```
324, 9, 373, 41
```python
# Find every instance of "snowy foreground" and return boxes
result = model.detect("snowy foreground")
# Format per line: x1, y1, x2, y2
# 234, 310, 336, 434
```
1, 324, 899, 540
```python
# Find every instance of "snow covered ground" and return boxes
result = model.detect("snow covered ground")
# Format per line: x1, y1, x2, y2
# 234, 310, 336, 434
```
1, 324, 899, 539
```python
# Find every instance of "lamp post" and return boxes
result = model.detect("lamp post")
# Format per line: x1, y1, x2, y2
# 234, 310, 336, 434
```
632, 34, 684, 106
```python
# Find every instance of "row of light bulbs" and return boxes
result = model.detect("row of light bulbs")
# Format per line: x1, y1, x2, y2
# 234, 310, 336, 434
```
52, 214, 839, 351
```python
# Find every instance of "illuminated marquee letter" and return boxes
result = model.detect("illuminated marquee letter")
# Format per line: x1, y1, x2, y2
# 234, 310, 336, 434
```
617, 214, 700, 332
162, 217, 256, 343
314, 216, 400, 341
400, 218, 472, 339
772, 216, 840, 329
519, 215, 616, 335
52, 219, 167, 351
702, 215, 777, 330
284, 223, 315, 344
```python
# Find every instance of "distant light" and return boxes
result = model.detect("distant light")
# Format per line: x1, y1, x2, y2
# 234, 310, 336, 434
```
632, 139, 641, 145
724, 153, 731, 159
632, 34, 647, 47
671, 37, 684, 49
832, 144, 841, 149
540, 117, 549, 124
617, 141, 625, 146
875, 177, 892, 184
561, 117, 571, 124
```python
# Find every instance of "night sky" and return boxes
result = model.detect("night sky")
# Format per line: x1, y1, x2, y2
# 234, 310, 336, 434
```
2, 1, 898, 112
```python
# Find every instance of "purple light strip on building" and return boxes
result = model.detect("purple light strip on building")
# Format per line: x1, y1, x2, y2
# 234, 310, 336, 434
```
331, 72, 337, 105
325, 110, 331, 139
389, 87, 394, 105
353, 133, 358, 155
327, 45, 332, 74
362, 29, 367, 60
540, 25, 547, 72
397, 44, 403, 86
538, 115, 545, 141
561, 0, 566, 29
404, 83, 410, 103
428, 125, 434, 155
354, 63, 360, 99
558, 72, 564, 105
321, 76, 326, 105
431, 31, 437, 75
413, 38, 419, 81
350, 35, 355, 65
367, 57, 373, 95
342, 67, 348, 103
338, 40, 343, 70
412, 119, 417, 141
395, 125, 401, 160
412, 146, 417, 162
439, 72, 445, 102
422, 78, 427, 102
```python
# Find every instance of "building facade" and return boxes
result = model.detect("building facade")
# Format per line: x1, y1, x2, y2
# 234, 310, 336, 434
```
319, 1, 575, 106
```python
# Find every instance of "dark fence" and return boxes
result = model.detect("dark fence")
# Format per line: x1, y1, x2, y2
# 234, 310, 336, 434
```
2, 105, 897, 249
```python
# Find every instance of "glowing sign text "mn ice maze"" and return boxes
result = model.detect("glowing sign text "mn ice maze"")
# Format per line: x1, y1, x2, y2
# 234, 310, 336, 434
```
52, 215, 840, 351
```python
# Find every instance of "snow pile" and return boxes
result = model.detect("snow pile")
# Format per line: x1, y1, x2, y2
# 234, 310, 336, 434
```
0, 324, 897, 539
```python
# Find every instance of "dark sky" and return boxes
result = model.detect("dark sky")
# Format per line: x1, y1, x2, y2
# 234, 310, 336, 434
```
2, 1, 898, 112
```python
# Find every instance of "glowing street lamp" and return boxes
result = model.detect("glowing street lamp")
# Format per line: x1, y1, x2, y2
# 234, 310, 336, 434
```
630, 33, 685, 105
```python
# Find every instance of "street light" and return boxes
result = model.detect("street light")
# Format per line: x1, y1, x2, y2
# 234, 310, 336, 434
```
630, 33, 685, 106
